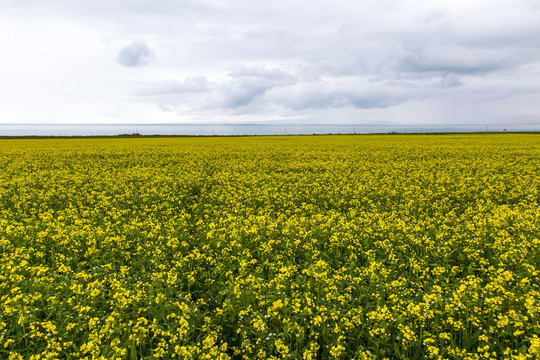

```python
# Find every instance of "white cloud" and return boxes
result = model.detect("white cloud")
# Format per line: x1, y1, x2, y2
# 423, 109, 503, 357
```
137, 75, 209, 96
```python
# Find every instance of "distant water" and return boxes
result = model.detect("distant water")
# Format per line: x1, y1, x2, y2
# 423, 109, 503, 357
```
0, 123, 539, 137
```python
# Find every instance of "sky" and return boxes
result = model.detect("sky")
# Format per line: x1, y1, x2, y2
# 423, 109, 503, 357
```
1, 0, 539, 125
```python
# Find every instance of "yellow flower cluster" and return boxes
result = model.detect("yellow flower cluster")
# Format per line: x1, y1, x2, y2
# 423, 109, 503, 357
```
0, 134, 539, 359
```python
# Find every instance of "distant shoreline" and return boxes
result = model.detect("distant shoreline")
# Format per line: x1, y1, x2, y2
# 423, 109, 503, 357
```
1, 131, 539, 140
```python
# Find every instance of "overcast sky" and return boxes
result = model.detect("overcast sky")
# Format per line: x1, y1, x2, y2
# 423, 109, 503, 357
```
1, 0, 539, 124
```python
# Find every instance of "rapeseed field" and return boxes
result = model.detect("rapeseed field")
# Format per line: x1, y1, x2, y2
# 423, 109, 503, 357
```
1, 134, 539, 359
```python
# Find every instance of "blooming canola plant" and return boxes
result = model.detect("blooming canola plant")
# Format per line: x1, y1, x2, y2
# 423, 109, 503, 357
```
0, 134, 539, 359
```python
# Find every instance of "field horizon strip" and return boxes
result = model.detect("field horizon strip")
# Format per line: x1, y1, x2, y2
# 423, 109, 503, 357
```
1, 134, 539, 359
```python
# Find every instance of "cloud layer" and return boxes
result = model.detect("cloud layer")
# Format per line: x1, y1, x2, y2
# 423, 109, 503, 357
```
1, 0, 539, 124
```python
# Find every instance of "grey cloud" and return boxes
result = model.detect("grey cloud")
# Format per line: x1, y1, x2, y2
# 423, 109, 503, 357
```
287, 92, 385, 111
397, 44, 511, 76
438, 75, 463, 88
268, 81, 405, 111
140, 60, 453, 114
117, 39, 153, 67
219, 64, 297, 108
221, 83, 268, 108
136, 64, 298, 110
